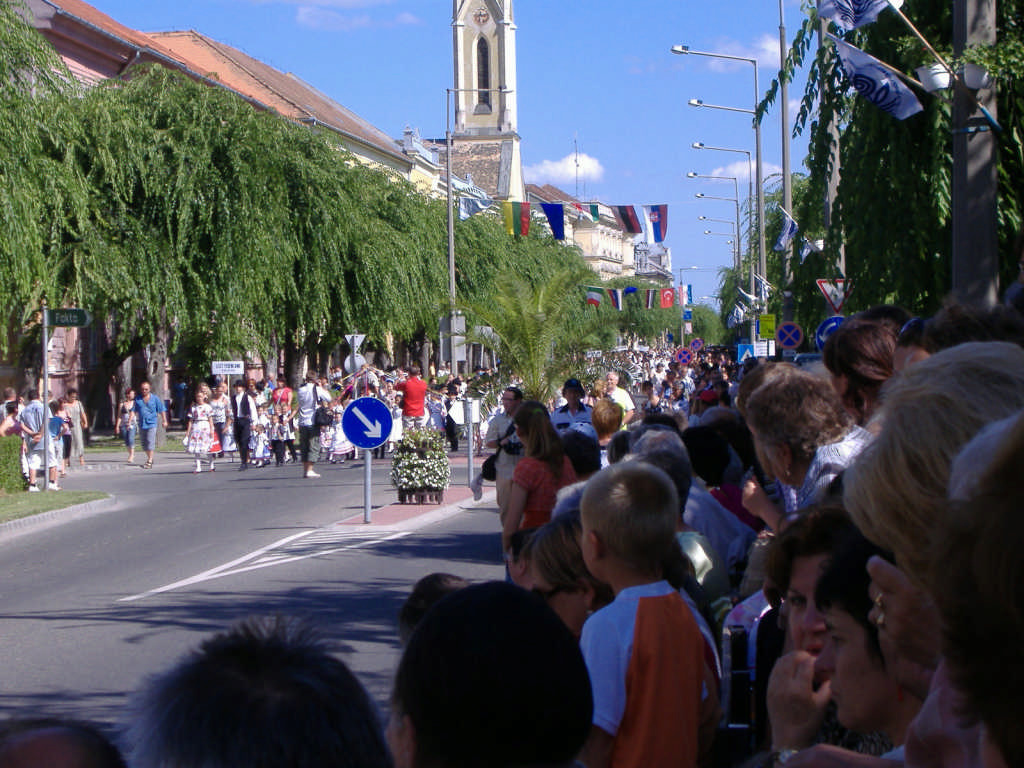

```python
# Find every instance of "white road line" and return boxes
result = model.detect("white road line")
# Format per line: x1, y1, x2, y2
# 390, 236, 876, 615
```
118, 530, 410, 602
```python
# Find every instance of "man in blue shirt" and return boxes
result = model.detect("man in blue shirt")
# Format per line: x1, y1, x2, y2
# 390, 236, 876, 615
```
134, 380, 168, 469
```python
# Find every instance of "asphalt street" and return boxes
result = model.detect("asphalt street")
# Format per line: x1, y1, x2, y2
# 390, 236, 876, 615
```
0, 450, 503, 729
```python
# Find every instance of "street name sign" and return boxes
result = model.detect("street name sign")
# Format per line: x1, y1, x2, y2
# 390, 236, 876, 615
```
46, 308, 92, 327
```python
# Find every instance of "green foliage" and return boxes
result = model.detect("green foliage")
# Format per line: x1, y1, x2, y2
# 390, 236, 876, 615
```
761, 0, 1024, 316
0, 436, 26, 493
688, 304, 728, 345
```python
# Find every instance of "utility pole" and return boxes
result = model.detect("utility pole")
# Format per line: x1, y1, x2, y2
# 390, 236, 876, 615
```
951, 0, 998, 306
779, 0, 795, 322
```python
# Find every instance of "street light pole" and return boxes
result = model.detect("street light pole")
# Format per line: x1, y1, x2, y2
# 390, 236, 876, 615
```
779, 0, 794, 322
673, 45, 766, 294
689, 172, 741, 272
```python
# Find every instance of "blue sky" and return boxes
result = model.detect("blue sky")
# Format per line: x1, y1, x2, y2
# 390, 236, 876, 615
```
85, 0, 812, 308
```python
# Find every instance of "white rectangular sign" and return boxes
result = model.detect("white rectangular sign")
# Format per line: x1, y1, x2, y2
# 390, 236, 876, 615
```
211, 360, 244, 375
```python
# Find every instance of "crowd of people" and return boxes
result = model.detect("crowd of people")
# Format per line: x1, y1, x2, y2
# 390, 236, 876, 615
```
4, 298, 1024, 768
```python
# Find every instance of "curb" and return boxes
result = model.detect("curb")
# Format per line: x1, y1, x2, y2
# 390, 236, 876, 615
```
0, 494, 118, 543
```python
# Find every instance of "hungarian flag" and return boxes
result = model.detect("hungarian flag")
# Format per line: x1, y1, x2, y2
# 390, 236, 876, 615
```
660, 287, 676, 309
606, 288, 623, 311
645, 289, 657, 309
643, 204, 669, 243
503, 201, 530, 236
585, 286, 604, 307
612, 205, 642, 234
587, 203, 600, 222
540, 203, 565, 240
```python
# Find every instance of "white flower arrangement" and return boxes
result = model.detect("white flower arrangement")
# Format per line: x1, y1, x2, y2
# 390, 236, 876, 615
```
390, 429, 451, 491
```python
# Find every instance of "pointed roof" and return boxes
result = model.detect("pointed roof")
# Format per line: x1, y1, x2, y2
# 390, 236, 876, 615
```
150, 30, 407, 167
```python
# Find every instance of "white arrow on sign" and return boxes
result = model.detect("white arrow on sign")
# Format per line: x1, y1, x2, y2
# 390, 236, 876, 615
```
351, 406, 382, 439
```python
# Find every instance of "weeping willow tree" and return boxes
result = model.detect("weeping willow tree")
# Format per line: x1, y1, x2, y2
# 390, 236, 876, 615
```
763, 0, 1024, 316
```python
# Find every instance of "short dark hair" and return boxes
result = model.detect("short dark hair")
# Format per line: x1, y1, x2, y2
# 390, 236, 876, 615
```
560, 430, 601, 477
126, 617, 390, 768
397, 573, 469, 646
391, 582, 591, 768
504, 386, 523, 401
764, 503, 855, 608
814, 530, 889, 661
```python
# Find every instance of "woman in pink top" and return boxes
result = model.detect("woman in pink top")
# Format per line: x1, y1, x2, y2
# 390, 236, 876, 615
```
502, 401, 576, 553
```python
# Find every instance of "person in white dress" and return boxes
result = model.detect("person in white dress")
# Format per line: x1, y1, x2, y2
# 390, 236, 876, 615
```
185, 385, 217, 473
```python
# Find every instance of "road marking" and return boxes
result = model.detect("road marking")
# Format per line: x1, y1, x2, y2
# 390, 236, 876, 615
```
119, 528, 411, 602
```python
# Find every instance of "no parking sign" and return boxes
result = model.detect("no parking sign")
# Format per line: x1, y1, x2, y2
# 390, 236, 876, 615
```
776, 321, 804, 350
675, 348, 693, 366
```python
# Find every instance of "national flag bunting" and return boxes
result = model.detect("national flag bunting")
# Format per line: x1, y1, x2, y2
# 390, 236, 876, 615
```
502, 201, 531, 236
643, 204, 669, 243
818, 0, 902, 32
540, 203, 565, 240
774, 210, 800, 252
612, 205, 643, 235
755, 274, 774, 303
588, 204, 600, 222
585, 286, 604, 307
645, 289, 657, 309
727, 304, 745, 329
831, 35, 923, 120
660, 287, 676, 309
458, 196, 492, 220
606, 288, 623, 311
678, 287, 687, 307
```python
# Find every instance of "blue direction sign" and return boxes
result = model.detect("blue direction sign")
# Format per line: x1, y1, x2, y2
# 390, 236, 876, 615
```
816, 316, 845, 351
776, 321, 804, 350
689, 337, 704, 353
341, 396, 393, 450
683, 309, 693, 321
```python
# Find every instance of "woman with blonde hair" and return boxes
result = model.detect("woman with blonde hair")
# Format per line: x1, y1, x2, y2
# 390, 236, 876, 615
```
501, 401, 577, 553
842, 342, 1024, 768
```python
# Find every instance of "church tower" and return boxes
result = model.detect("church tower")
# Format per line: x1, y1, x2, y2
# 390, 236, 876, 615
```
449, 1, 524, 201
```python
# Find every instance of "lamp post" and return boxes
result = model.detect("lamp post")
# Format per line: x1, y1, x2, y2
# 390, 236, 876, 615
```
689, 172, 741, 272
672, 45, 766, 292
445, 86, 510, 374
778, 0, 794, 321
693, 142, 755, 276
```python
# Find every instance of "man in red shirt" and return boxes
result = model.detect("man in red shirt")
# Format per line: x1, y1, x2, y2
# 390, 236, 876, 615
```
396, 365, 429, 429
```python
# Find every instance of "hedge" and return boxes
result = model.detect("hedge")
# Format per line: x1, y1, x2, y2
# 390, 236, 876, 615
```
0, 435, 26, 494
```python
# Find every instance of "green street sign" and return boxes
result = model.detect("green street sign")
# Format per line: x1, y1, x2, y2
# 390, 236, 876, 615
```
46, 308, 92, 327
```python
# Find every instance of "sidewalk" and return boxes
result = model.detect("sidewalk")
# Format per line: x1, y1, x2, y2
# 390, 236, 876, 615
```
0, 450, 496, 541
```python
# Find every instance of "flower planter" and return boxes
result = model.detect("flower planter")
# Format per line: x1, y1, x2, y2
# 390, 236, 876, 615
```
391, 428, 450, 505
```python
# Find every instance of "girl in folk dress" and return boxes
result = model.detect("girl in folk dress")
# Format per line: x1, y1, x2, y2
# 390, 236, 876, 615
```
184, 385, 217, 473
208, 382, 231, 459
329, 411, 354, 463
250, 421, 272, 467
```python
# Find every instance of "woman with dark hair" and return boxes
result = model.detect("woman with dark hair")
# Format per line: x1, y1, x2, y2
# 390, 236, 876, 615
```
822, 318, 896, 426
501, 401, 576, 553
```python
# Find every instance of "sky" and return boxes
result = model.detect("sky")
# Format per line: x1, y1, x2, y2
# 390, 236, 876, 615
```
84, 0, 813, 310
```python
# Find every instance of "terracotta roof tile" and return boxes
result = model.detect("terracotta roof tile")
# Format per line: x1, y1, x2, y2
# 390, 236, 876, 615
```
150, 30, 406, 165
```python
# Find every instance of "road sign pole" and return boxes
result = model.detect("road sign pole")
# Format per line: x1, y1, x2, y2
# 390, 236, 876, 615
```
464, 398, 475, 486
364, 449, 372, 524
41, 301, 49, 491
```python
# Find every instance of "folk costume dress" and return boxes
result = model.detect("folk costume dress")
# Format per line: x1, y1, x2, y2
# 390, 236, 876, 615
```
185, 403, 216, 455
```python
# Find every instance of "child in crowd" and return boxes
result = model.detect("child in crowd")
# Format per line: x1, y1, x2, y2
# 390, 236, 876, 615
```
578, 461, 719, 768
249, 420, 271, 468
329, 411, 354, 463
268, 413, 286, 467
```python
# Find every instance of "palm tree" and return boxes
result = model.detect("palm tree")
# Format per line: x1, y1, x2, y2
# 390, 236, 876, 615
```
461, 266, 600, 402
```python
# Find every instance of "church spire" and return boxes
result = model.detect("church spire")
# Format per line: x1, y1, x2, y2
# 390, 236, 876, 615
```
452, 1, 517, 136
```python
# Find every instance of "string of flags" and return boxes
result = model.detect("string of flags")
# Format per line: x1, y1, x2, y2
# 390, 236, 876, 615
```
584, 285, 686, 311
460, 200, 669, 244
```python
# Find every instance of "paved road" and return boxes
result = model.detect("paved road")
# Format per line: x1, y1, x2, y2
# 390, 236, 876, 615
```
0, 451, 503, 728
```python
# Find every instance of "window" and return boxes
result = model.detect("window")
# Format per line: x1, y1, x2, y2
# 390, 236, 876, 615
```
477, 37, 491, 109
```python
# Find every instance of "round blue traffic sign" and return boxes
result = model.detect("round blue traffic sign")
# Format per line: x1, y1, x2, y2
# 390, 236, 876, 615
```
341, 397, 393, 450
675, 348, 693, 366
776, 321, 804, 350
689, 338, 704, 353
815, 316, 845, 351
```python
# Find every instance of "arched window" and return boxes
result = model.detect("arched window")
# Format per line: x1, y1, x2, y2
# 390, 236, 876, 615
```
476, 37, 491, 109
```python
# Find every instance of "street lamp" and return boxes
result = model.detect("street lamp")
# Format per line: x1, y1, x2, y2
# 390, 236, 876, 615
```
693, 141, 755, 277
689, 172, 741, 272
672, 44, 766, 298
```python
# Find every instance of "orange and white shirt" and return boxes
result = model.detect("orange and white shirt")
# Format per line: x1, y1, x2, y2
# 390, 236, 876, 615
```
580, 580, 707, 768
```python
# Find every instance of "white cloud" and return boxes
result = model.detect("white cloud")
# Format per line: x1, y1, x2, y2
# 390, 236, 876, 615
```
296, 7, 372, 30
295, 6, 420, 29
702, 160, 784, 184
524, 153, 604, 185
698, 34, 782, 72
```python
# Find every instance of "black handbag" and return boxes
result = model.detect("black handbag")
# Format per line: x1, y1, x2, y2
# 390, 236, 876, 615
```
481, 422, 515, 481
481, 451, 499, 481
313, 404, 333, 427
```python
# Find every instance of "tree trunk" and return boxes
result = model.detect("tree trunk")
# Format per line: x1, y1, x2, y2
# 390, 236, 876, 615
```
145, 322, 170, 447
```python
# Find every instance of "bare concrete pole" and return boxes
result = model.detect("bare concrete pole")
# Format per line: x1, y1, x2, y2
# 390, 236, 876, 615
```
951, 0, 998, 306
